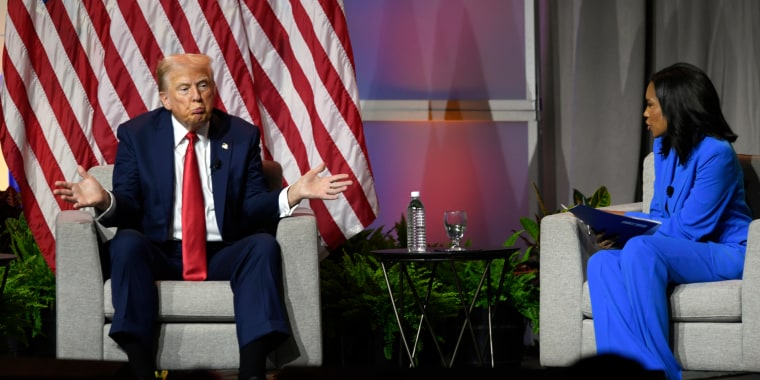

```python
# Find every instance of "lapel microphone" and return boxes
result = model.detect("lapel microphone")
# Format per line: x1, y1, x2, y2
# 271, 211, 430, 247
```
211, 160, 221, 170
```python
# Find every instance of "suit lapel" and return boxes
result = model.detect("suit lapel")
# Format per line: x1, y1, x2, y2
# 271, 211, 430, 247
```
669, 156, 692, 214
209, 112, 231, 229
154, 110, 177, 223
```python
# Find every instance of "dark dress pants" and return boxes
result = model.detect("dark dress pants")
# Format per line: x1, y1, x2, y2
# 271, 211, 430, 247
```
107, 229, 291, 350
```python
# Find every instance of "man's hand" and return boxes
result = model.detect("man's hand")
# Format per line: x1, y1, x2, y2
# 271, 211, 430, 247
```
287, 162, 353, 207
53, 165, 111, 210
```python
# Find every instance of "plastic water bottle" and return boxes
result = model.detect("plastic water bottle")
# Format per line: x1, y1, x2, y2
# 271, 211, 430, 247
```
406, 191, 427, 252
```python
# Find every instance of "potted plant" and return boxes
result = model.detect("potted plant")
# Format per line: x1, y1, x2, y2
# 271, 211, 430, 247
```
0, 212, 56, 357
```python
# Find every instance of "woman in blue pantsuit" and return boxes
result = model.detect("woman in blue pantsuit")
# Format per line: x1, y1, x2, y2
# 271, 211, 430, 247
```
587, 62, 752, 380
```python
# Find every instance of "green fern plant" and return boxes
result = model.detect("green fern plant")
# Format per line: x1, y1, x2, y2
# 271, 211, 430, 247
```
435, 248, 539, 339
0, 213, 56, 352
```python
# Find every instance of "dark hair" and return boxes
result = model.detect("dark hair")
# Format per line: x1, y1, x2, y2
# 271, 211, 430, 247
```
649, 62, 737, 163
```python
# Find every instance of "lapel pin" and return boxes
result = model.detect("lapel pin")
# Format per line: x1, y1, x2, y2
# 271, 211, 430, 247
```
222, 143, 229, 150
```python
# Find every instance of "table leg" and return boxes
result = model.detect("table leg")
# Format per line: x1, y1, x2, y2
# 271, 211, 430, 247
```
379, 261, 415, 366
380, 260, 451, 368
399, 263, 448, 367
488, 257, 511, 367
486, 263, 494, 367
448, 259, 490, 367
379, 256, 512, 369
409, 263, 438, 362
0, 264, 10, 302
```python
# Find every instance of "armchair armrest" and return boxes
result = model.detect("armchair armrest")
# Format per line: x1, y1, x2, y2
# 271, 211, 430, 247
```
539, 211, 594, 366
538, 201, 644, 367
55, 210, 106, 360
273, 210, 322, 366
742, 219, 760, 371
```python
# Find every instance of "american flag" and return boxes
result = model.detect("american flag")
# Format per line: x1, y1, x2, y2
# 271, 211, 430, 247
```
0, 0, 379, 271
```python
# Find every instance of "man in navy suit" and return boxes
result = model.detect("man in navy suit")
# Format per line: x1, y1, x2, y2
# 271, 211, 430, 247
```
54, 53, 352, 380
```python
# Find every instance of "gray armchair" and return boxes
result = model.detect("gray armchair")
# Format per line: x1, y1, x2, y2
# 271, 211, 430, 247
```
539, 152, 760, 372
55, 162, 323, 370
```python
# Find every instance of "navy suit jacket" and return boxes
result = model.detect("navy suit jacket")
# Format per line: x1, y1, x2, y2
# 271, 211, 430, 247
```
100, 107, 280, 242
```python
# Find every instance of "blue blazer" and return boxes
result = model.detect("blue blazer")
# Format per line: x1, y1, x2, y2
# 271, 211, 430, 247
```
100, 107, 280, 242
628, 136, 751, 245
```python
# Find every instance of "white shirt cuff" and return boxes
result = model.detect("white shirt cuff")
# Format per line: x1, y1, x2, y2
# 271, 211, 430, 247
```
279, 185, 298, 217
94, 189, 116, 221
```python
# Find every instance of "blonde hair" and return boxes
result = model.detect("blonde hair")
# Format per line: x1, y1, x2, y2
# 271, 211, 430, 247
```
156, 53, 214, 92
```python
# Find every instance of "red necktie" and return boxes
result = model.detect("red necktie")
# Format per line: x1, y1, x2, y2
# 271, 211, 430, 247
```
182, 132, 207, 281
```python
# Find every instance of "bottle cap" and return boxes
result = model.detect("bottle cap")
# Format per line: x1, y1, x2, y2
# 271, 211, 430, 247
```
411, 191, 420, 197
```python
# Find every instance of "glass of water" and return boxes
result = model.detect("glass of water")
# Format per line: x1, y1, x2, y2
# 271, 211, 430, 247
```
443, 211, 467, 251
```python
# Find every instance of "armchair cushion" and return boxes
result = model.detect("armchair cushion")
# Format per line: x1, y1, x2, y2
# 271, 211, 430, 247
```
103, 281, 235, 321
580, 280, 743, 322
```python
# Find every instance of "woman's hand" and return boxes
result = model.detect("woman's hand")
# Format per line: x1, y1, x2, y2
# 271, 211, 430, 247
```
594, 231, 617, 249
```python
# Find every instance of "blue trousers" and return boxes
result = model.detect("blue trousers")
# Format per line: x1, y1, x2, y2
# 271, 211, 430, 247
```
587, 235, 745, 380
107, 229, 290, 350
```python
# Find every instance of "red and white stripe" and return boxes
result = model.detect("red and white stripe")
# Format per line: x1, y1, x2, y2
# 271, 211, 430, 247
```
0, 0, 378, 270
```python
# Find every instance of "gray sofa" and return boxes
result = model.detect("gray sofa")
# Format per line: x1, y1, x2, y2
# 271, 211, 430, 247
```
539, 152, 760, 372
55, 162, 322, 370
